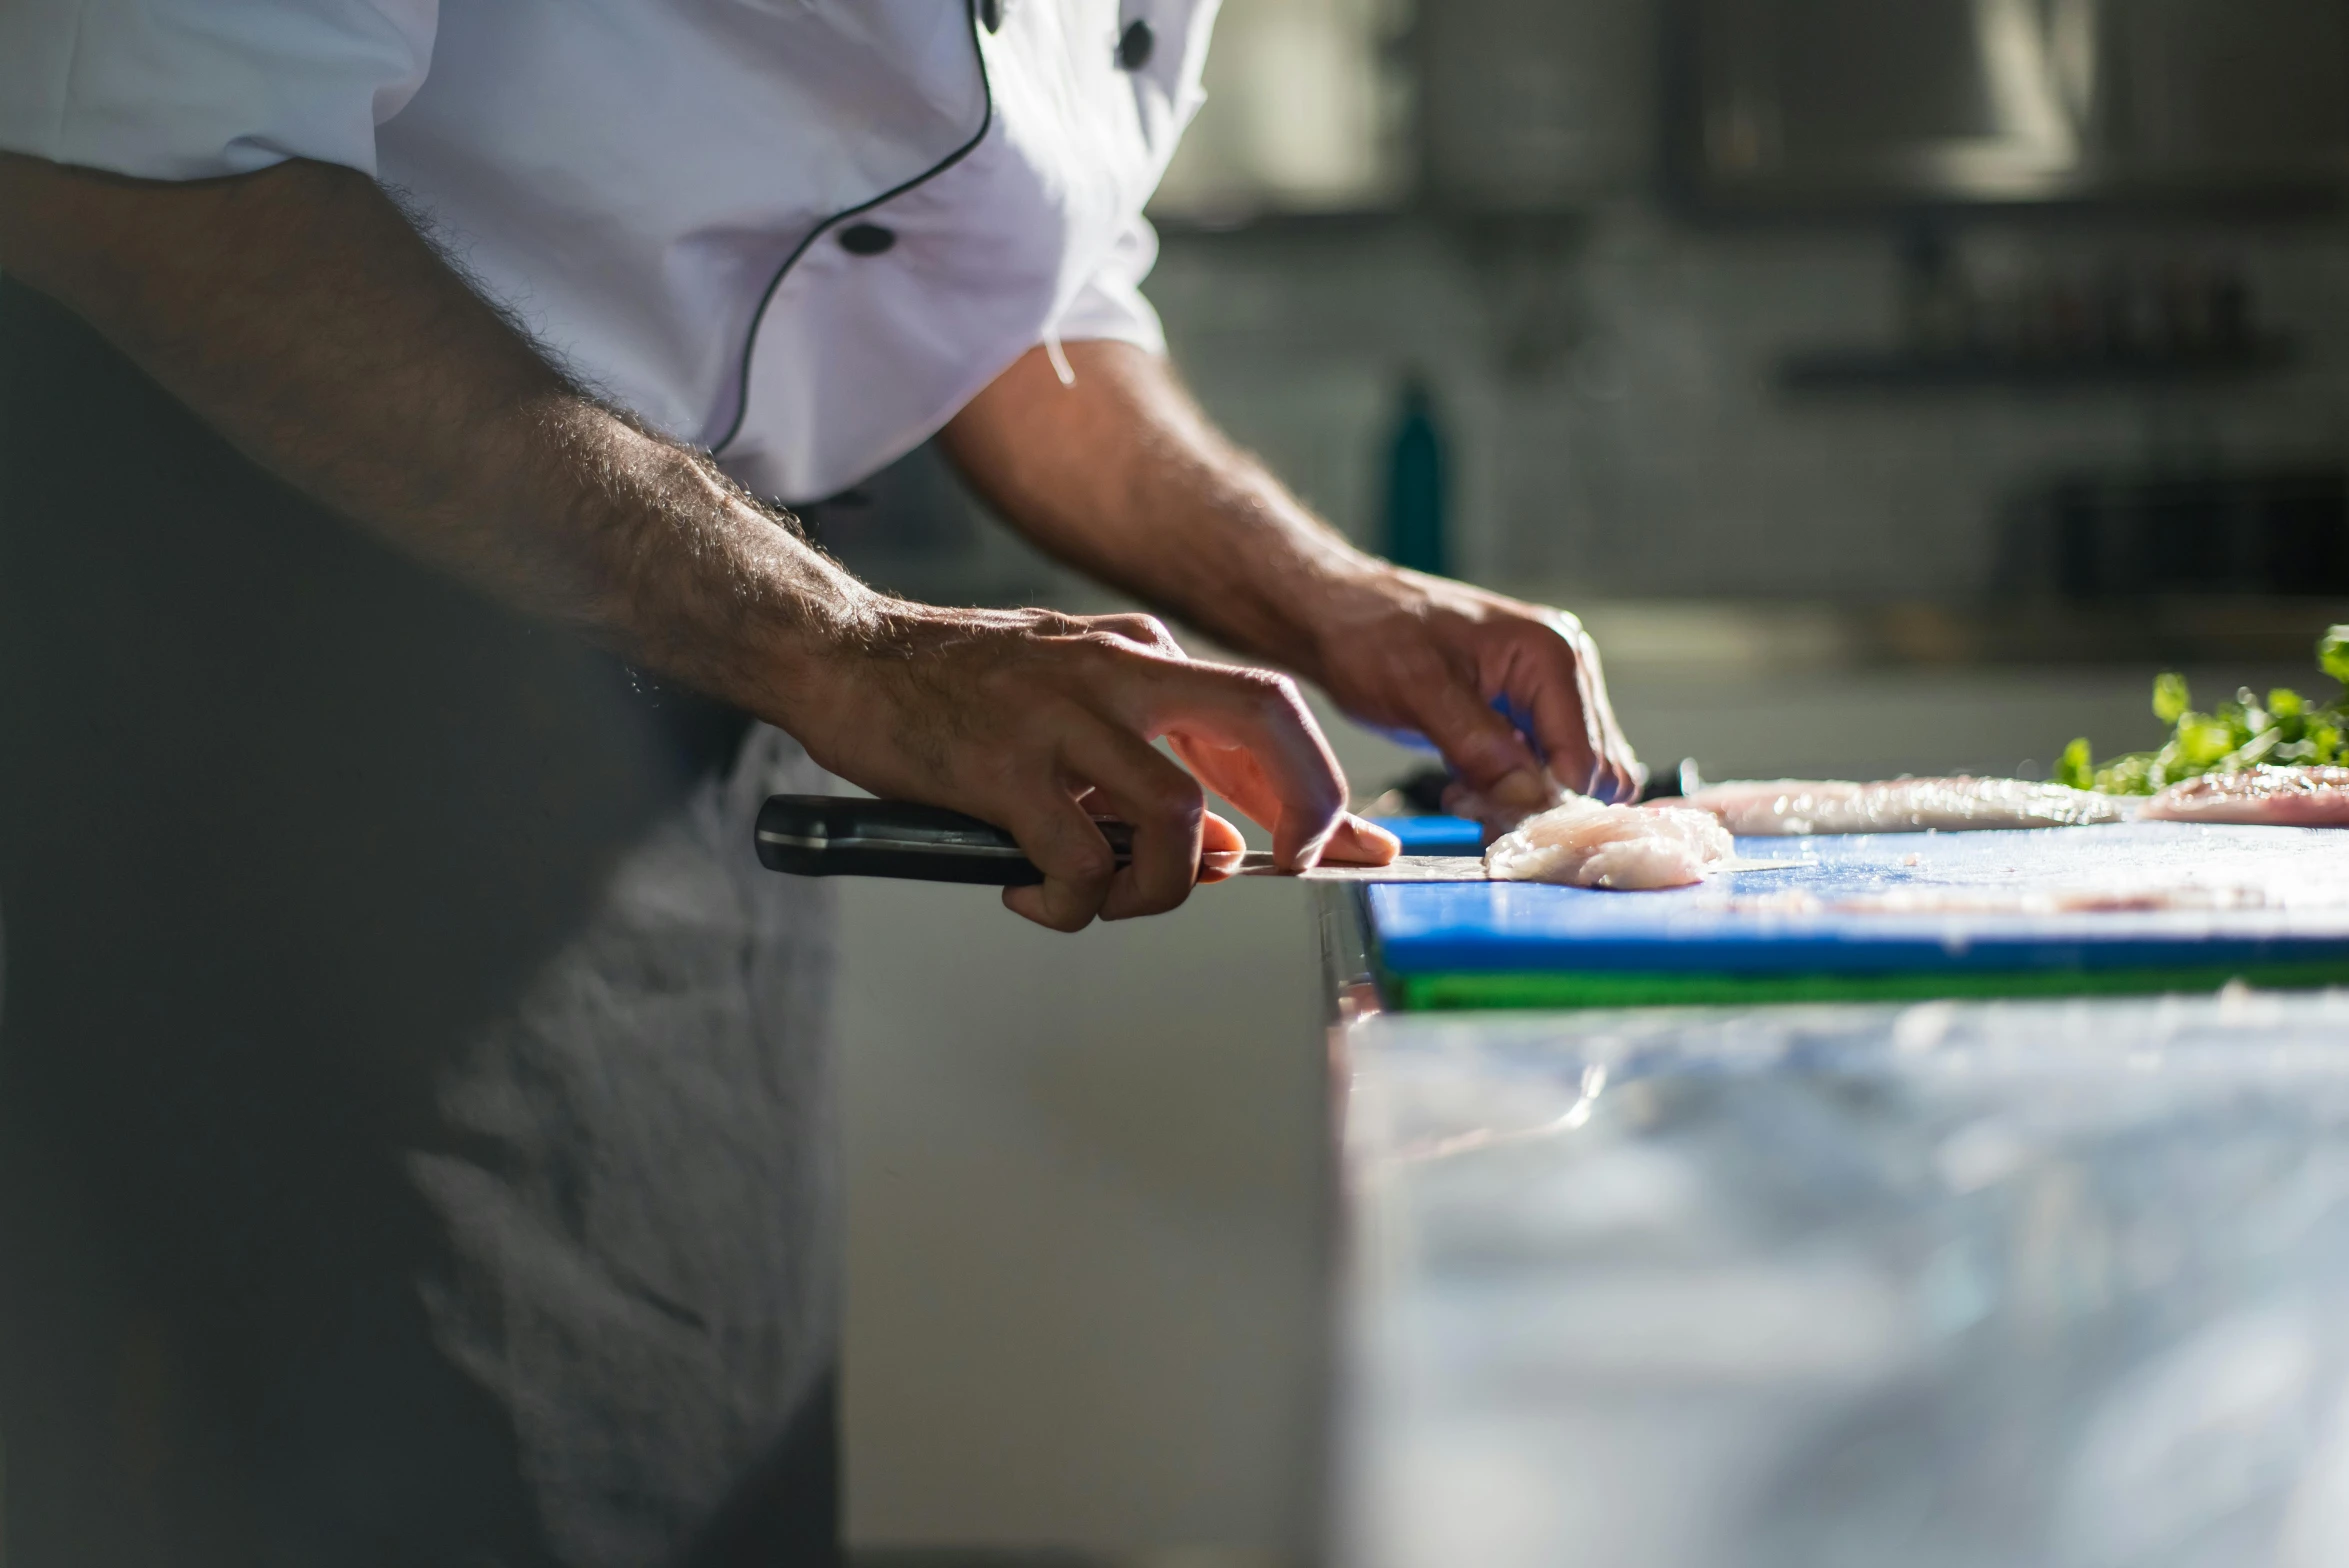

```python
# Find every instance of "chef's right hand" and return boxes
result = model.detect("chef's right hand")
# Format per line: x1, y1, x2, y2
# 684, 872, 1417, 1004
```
789, 602, 1396, 931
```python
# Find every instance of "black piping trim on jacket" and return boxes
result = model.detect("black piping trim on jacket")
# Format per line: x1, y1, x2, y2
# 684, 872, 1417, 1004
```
711, 0, 998, 458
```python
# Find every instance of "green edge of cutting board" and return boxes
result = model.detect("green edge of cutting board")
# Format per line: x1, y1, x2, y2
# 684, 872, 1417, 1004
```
1392, 961, 2349, 1013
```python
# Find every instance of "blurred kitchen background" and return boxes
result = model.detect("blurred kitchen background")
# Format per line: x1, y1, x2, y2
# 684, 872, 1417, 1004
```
837, 2, 2349, 1560
820, 0, 2349, 786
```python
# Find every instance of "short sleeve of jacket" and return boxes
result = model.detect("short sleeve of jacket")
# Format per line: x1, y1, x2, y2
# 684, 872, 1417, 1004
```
0, 0, 437, 180
1051, 216, 1169, 356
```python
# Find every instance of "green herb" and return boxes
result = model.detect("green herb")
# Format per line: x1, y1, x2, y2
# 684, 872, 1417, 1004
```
2057, 624, 2349, 795
2322, 625, 2349, 687
2151, 672, 2192, 726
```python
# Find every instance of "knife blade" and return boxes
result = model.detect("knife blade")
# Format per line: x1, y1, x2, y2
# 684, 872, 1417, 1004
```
754, 795, 1803, 885
1227, 853, 1804, 881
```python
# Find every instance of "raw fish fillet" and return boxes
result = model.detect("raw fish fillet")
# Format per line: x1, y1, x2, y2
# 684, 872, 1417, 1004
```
1684, 777, 2132, 836
2142, 766, 2349, 826
1485, 795, 1735, 890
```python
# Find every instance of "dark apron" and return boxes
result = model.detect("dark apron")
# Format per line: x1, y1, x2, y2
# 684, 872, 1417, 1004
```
0, 282, 839, 1566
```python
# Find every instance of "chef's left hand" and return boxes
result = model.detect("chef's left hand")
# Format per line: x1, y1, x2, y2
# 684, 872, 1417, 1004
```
939, 342, 1639, 811
1301, 563, 1642, 807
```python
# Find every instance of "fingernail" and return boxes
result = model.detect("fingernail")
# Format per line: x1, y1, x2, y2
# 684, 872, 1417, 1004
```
1349, 816, 1403, 865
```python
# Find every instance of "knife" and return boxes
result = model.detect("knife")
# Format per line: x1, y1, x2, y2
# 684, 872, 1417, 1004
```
754, 794, 1801, 885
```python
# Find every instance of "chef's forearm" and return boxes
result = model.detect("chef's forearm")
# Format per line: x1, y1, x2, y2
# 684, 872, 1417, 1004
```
940, 340, 1389, 673
0, 152, 872, 720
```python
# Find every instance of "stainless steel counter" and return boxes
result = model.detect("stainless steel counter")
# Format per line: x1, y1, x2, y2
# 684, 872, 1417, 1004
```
1324, 902, 2349, 1567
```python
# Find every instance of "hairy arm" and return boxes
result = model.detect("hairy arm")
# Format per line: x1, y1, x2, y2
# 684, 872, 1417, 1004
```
0, 155, 1372, 928
942, 342, 1641, 804
0, 153, 859, 714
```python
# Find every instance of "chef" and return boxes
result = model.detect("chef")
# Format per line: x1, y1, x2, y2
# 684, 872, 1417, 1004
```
0, 0, 1637, 1560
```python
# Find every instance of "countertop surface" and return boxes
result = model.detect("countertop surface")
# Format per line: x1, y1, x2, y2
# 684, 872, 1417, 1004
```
1332, 989, 2349, 1568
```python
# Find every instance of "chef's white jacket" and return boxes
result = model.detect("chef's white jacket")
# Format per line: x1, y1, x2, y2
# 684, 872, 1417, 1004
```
0, 0, 1216, 503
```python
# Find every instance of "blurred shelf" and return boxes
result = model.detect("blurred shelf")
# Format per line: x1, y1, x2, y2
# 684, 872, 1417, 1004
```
1777, 337, 2300, 393
1863, 597, 2349, 669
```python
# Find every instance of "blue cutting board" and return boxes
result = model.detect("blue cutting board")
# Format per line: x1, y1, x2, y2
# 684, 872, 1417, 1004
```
1368, 823, 2349, 1004
1365, 814, 1484, 855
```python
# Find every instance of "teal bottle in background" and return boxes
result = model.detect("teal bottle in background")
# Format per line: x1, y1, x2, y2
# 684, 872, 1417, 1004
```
1382, 374, 1448, 577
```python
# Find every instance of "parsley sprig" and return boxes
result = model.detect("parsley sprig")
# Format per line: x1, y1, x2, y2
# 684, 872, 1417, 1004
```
2057, 626, 2349, 796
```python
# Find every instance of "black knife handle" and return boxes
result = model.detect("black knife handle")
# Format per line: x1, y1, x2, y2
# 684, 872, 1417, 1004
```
755, 794, 1137, 886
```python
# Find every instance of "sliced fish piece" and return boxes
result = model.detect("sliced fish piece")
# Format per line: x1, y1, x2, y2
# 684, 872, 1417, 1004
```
1485, 795, 1736, 890
2142, 765, 2349, 826
1684, 777, 2133, 836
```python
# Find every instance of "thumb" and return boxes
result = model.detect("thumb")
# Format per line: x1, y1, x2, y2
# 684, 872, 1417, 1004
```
1409, 679, 1548, 806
